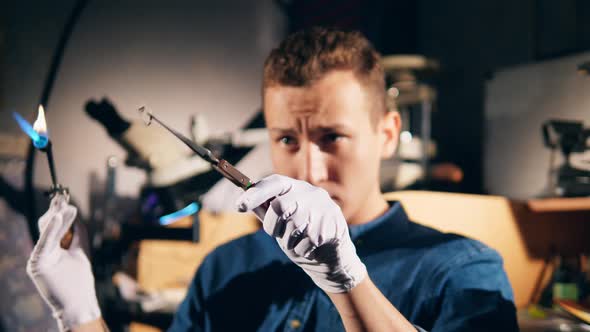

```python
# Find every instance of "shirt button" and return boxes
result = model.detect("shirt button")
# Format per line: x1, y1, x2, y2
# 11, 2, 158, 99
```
289, 319, 301, 329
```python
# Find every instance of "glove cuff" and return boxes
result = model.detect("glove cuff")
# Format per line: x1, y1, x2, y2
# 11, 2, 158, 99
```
311, 238, 367, 294
56, 301, 102, 332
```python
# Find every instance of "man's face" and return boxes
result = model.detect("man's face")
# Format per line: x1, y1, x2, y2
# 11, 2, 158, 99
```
263, 70, 399, 224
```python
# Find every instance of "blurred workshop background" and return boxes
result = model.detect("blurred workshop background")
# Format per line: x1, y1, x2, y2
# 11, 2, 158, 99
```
1, 1, 589, 331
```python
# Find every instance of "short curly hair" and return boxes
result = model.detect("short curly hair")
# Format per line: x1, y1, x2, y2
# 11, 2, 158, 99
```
263, 27, 387, 123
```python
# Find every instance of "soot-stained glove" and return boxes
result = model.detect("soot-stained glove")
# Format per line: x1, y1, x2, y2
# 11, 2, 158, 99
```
26, 194, 101, 331
237, 174, 367, 293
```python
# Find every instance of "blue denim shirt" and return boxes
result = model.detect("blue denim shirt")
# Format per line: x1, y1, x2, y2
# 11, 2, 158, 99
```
169, 202, 518, 331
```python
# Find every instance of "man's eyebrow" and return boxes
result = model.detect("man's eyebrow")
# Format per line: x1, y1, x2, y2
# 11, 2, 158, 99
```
313, 124, 352, 132
268, 124, 352, 133
268, 128, 297, 133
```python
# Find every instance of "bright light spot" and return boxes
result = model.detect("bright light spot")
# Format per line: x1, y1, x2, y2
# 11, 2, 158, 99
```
107, 156, 118, 168
387, 87, 399, 98
400, 131, 413, 143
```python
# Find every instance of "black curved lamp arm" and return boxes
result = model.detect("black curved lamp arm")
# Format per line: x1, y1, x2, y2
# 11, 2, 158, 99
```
24, 0, 90, 243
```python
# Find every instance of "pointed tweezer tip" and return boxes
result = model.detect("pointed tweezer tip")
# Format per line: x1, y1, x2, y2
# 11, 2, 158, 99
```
138, 106, 153, 126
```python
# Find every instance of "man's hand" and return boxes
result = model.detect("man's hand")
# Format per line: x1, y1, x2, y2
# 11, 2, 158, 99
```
26, 194, 101, 331
237, 174, 367, 293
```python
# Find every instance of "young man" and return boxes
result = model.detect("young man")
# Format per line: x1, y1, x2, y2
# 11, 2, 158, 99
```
27, 27, 518, 331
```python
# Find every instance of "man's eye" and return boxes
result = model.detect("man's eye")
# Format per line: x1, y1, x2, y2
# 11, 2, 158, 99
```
279, 136, 297, 145
323, 133, 344, 143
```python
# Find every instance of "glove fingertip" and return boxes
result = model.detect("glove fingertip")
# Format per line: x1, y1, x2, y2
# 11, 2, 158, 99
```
236, 188, 261, 211
237, 201, 249, 212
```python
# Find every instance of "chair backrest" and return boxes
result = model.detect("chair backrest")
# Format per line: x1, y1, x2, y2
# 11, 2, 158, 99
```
383, 190, 590, 308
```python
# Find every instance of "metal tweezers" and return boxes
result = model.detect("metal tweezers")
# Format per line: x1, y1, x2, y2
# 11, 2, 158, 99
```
138, 106, 254, 190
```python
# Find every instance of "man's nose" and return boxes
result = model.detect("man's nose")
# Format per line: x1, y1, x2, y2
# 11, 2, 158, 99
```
299, 142, 328, 185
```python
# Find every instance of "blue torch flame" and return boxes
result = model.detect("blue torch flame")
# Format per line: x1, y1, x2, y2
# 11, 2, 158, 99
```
159, 202, 200, 226
12, 112, 49, 149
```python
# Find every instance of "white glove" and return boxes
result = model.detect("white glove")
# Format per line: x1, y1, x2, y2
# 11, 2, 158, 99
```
237, 174, 367, 293
26, 194, 101, 331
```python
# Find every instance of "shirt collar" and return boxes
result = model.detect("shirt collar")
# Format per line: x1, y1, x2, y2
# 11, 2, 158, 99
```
348, 201, 410, 243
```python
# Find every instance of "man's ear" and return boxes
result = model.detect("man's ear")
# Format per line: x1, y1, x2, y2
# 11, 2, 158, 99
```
380, 110, 401, 159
